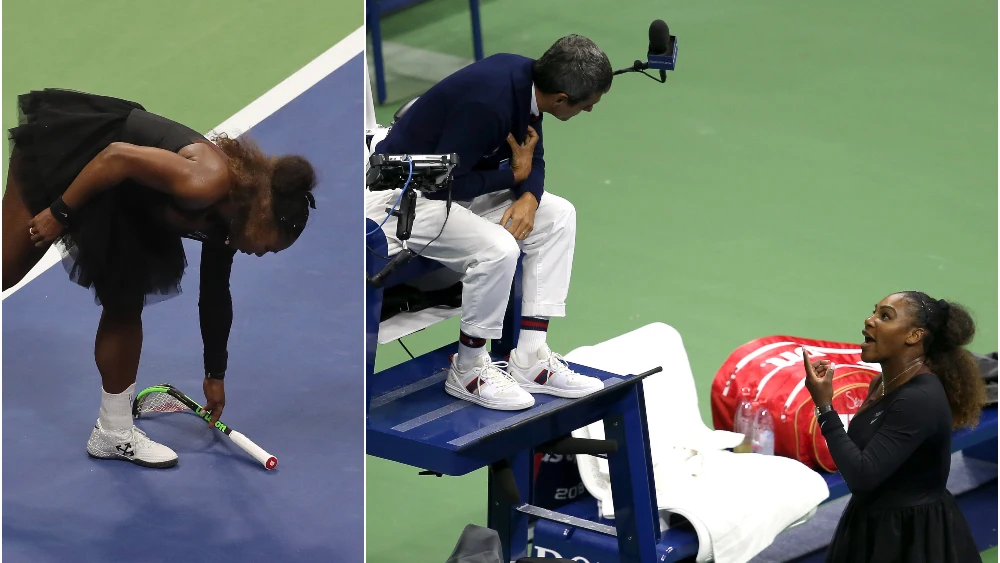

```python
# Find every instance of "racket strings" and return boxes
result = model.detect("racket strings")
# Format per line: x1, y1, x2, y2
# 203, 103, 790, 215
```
136, 391, 189, 414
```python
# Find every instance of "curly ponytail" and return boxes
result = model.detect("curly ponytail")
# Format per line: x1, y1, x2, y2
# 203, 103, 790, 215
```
903, 292, 986, 428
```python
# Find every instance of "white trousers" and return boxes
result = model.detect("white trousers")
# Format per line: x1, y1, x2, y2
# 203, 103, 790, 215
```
366, 189, 577, 339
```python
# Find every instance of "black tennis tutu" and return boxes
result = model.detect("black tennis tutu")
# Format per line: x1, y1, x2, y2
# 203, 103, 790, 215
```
825, 491, 982, 563
8, 89, 188, 307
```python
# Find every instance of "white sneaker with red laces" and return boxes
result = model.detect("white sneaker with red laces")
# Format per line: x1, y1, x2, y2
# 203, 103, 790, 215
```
445, 354, 536, 411
509, 345, 605, 398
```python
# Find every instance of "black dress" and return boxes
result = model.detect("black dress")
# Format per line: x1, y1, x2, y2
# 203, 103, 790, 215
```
818, 373, 981, 563
7, 88, 235, 377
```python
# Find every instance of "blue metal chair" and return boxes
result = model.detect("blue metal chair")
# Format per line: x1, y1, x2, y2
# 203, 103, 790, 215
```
365, 225, 666, 563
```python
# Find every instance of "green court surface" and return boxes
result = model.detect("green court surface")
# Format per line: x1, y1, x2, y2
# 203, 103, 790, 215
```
3, 0, 362, 190
366, 0, 998, 561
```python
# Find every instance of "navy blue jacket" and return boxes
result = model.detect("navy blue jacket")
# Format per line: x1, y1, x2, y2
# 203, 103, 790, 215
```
375, 54, 545, 202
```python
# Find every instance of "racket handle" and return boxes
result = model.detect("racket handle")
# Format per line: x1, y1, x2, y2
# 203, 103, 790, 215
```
229, 430, 278, 470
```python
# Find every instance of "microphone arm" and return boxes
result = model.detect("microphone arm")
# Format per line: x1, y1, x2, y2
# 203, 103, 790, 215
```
614, 59, 668, 83
613, 59, 649, 76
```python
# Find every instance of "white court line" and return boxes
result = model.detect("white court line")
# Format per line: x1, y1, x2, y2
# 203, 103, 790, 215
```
1, 25, 365, 302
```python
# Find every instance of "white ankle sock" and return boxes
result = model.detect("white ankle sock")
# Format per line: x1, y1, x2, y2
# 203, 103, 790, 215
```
457, 332, 488, 372
99, 383, 136, 432
516, 317, 550, 361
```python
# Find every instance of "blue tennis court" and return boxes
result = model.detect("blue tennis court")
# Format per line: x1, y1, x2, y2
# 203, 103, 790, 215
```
2, 50, 364, 563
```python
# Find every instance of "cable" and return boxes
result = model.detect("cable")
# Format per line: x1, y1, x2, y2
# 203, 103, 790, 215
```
638, 70, 667, 83
364, 155, 452, 266
365, 156, 414, 236
365, 242, 393, 261
364, 155, 413, 260
412, 183, 452, 258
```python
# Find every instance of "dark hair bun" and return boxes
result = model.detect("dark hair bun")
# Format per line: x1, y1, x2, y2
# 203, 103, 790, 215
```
940, 300, 974, 350
272, 155, 317, 195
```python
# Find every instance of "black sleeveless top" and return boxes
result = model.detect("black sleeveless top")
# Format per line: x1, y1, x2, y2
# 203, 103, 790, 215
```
122, 109, 235, 377
120, 109, 229, 243
122, 109, 206, 153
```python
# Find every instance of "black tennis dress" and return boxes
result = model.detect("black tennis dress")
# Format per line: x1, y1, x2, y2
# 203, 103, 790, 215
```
818, 373, 981, 563
8, 88, 235, 375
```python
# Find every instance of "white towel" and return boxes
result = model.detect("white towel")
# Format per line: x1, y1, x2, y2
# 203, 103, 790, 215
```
566, 323, 830, 563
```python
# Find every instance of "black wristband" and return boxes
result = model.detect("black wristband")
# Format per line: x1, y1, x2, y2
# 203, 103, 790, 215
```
205, 371, 226, 381
49, 197, 75, 229
817, 408, 842, 434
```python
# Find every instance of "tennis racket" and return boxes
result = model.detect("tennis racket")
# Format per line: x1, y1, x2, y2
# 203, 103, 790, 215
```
132, 383, 278, 470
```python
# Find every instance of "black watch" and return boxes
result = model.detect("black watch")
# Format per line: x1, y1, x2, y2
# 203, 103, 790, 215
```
815, 404, 834, 417
206, 371, 226, 381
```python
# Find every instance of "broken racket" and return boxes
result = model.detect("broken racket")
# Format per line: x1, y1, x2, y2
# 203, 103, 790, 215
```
132, 383, 278, 470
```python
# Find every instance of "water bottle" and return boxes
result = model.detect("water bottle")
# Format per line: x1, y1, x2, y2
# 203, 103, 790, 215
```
733, 387, 754, 454
751, 401, 775, 455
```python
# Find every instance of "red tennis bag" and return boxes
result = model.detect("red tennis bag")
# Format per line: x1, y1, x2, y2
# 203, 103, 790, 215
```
710, 335, 880, 472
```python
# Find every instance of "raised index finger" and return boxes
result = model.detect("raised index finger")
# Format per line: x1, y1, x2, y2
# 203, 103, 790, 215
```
801, 349, 816, 377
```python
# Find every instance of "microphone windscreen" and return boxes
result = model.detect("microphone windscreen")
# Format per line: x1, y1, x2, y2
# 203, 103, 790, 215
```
648, 19, 670, 55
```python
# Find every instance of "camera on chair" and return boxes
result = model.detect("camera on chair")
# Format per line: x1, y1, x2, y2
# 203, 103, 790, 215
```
365, 153, 460, 193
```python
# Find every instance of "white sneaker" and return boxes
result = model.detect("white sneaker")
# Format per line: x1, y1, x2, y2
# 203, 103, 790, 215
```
509, 345, 605, 398
86, 419, 178, 469
445, 354, 535, 411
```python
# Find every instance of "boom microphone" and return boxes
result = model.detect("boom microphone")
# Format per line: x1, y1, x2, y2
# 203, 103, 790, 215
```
648, 19, 671, 81
613, 19, 678, 83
